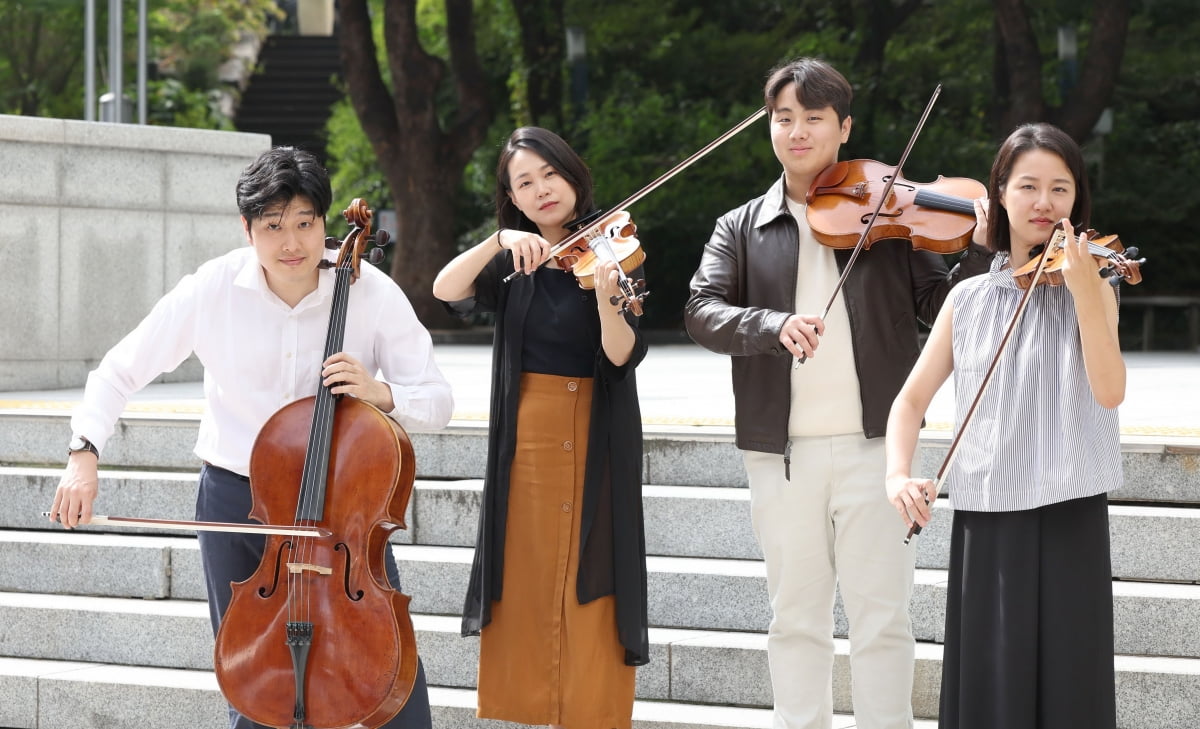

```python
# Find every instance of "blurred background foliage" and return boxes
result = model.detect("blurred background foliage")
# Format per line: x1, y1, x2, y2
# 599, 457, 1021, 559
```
2, 0, 1196, 346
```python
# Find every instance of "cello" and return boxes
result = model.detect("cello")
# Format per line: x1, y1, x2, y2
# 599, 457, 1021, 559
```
213, 199, 419, 729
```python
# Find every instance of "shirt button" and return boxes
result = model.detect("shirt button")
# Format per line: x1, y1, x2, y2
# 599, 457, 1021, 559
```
562, 440, 574, 451
285, 352, 293, 359
561, 502, 572, 513
567, 381, 578, 392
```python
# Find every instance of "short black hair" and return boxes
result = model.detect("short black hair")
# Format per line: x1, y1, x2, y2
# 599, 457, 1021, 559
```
764, 57, 853, 123
236, 147, 332, 222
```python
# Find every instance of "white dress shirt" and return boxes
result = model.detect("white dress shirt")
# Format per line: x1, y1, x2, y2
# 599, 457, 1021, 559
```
72, 246, 454, 476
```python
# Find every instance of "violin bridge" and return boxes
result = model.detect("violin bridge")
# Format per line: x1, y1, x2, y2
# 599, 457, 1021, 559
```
287, 562, 333, 576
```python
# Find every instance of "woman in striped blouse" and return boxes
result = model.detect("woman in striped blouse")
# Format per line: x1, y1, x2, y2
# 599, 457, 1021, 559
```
883, 123, 1123, 729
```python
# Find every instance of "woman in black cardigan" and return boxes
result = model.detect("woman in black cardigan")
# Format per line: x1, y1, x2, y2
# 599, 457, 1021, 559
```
433, 126, 648, 729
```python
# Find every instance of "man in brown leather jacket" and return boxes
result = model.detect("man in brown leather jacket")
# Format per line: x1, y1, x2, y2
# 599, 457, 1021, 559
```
684, 58, 991, 729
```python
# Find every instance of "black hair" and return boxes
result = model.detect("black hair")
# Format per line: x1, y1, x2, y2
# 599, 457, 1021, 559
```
764, 57, 853, 123
494, 127, 594, 232
236, 147, 332, 223
987, 123, 1091, 253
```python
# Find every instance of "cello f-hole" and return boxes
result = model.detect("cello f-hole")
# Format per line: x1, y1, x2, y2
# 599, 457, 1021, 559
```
258, 540, 292, 598
335, 542, 365, 601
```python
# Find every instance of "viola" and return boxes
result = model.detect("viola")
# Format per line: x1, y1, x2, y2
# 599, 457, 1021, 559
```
213, 199, 419, 729
805, 158, 985, 254
1011, 226, 1144, 290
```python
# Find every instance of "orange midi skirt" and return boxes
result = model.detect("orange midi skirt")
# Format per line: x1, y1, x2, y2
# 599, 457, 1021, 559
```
476, 373, 635, 729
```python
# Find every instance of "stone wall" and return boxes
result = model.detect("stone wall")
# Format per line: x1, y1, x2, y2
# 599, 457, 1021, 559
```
0, 115, 270, 390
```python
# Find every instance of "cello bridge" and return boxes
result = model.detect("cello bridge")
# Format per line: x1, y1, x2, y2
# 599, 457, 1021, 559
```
287, 562, 333, 576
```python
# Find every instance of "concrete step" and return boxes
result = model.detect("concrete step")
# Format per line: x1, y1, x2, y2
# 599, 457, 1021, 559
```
4, 411, 1197, 498
3, 531, 1199, 660
5, 466, 1199, 584
2, 593, 1195, 727
1, 656, 836, 729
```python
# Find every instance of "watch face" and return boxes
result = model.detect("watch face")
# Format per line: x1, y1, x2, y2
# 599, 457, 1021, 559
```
69, 436, 87, 451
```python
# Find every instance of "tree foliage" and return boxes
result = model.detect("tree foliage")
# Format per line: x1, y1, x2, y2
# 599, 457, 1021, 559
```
326, 0, 1196, 344
0, 0, 279, 126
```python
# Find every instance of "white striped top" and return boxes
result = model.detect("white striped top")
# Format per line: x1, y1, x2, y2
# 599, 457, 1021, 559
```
947, 253, 1122, 511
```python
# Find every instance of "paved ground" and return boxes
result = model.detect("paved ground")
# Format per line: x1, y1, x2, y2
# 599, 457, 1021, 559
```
2, 344, 1198, 443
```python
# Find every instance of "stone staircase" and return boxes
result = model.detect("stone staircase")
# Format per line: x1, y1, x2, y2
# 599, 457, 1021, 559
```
1, 409, 1198, 729
234, 34, 343, 164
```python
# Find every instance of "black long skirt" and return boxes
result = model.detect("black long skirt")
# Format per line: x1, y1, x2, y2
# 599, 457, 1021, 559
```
939, 493, 1116, 729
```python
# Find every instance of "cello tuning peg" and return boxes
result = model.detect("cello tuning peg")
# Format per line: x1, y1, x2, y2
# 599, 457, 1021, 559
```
372, 230, 392, 248
325, 236, 340, 250
318, 260, 335, 270
366, 248, 385, 265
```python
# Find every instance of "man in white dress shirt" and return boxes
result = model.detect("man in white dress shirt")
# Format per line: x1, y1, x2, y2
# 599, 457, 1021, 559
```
48, 147, 453, 729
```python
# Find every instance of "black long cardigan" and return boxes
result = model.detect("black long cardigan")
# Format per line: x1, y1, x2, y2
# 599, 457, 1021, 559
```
448, 251, 650, 666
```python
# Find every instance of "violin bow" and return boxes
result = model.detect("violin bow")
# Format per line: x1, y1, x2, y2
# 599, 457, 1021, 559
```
904, 230, 1063, 544
43, 512, 332, 537
794, 84, 943, 368
502, 105, 769, 283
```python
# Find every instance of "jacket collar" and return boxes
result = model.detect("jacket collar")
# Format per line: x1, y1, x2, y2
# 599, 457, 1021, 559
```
753, 174, 794, 229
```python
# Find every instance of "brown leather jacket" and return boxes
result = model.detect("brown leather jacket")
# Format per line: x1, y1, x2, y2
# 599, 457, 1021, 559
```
684, 176, 993, 457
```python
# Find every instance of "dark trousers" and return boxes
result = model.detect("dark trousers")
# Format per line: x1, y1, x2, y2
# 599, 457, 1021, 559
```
939, 493, 1116, 729
196, 464, 432, 729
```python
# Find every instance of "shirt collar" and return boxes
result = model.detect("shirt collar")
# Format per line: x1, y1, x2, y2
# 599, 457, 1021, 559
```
232, 247, 335, 309
987, 251, 1021, 289
754, 174, 794, 229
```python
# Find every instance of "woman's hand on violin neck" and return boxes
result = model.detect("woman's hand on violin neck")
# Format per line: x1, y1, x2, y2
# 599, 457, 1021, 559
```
594, 260, 626, 314
499, 229, 552, 276
596, 260, 636, 366
322, 352, 395, 412
779, 314, 825, 360
1057, 220, 1105, 302
971, 196, 990, 247
886, 475, 937, 531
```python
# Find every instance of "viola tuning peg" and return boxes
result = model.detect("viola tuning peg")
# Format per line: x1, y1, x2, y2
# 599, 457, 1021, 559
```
1098, 265, 1115, 278
325, 236, 340, 250
1125, 246, 1139, 258
366, 248, 385, 265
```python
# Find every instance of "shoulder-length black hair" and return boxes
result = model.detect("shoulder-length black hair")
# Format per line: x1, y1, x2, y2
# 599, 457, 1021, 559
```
494, 127, 594, 232
987, 123, 1091, 253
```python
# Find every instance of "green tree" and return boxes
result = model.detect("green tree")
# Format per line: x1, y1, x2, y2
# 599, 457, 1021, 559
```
338, 0, 494, 325
0, 0, 86, 118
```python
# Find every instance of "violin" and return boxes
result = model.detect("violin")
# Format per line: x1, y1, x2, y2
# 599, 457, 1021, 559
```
1011, 226, 1144, 290
213, 199, 419, 729
501, 209, 647, 316
501, 105, 775, 315
904, 224, 1146, 545
805, 158, 985, 254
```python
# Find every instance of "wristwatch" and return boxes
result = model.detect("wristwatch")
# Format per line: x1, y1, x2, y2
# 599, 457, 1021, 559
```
67, 434, 99, 459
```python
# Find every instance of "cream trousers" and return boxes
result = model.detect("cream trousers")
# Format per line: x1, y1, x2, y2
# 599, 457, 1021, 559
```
743, 434, 916, 729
